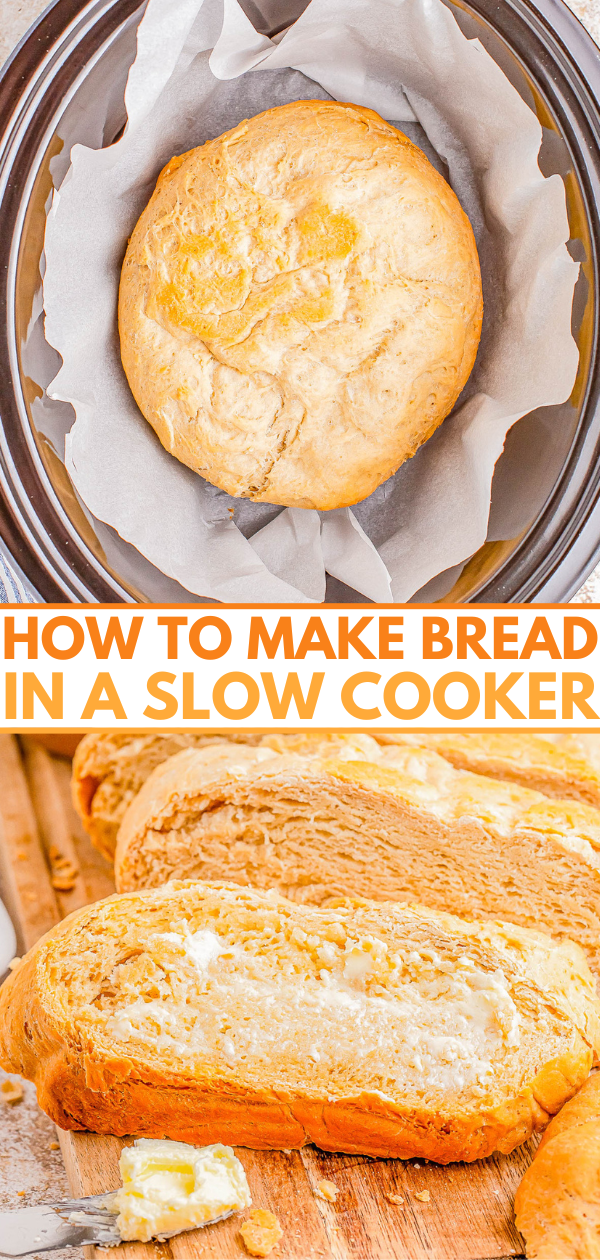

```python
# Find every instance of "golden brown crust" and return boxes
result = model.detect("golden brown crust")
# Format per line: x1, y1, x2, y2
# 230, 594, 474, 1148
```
118, 100, 482, 510
0, 883, 596, 1164
536, 1069, 600, 1153
514, 1072, 600, 1258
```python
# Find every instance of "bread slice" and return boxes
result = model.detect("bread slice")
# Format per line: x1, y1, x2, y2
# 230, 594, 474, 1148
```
1, 881, 597, 1162
72, 734, 262, 860
71, 732, 388, 861
72, 732, 600, 866
514, 1071, 600, 1258
113, 741, 600, 975
379, 733, 600, 811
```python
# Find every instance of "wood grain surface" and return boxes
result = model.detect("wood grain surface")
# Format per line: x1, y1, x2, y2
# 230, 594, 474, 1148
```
0, 735, 528, 1260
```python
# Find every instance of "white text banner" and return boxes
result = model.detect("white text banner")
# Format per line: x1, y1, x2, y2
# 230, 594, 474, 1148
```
0, 605, 598, 730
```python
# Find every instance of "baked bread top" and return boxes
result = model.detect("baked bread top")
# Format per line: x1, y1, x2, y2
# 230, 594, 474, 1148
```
118, 100, 482, 509
1, 881, 597, 1162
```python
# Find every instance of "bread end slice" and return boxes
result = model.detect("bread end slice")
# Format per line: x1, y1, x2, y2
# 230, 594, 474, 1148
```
514, 1071, 600, 1258
71, 734, 261, 860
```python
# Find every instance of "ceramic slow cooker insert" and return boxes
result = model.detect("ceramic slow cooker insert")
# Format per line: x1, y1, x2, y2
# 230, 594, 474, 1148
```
1, 0, 600, 602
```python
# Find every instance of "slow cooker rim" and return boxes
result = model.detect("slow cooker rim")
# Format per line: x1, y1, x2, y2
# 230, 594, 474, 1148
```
1, 0, 600, 604
462, 0, 600, 602
0, 0, 145, 603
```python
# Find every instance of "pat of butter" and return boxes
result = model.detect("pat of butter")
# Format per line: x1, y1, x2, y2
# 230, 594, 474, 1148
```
113, 1138, 251, 1242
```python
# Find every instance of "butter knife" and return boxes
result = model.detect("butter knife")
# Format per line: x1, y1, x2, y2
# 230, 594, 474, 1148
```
0, 1194, 235, 1255
0, 1195, 121, 1255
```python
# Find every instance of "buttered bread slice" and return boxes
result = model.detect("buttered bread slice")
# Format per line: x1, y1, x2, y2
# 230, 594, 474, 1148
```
1, 882, 597, 1162
114, 741, 600, 974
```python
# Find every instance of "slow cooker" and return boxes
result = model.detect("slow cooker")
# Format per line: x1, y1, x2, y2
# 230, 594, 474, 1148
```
1, 0, 600, 603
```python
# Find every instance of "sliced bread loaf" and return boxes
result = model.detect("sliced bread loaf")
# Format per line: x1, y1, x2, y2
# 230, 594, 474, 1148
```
1, 881, 597, 1161
114, 742, 600, 974
72, 732, 600, 865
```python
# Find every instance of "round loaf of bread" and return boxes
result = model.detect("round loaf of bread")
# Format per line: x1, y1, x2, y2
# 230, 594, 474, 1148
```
119, 101, 483, 510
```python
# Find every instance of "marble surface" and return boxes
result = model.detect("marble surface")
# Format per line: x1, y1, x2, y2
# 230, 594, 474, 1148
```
0, 1068, 74, 1257
1, 0, 600, 1253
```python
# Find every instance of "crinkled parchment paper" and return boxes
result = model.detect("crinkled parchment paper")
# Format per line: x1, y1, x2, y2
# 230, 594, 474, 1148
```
43, 0, 580, 602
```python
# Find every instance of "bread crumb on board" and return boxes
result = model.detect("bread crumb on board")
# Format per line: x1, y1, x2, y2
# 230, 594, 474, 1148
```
1, 1078, 23, 1104
49, 1141, 60, 1151
414, 1190, 431, 1203
316, 1179, 339, 1203
239, 1208, 283, 1257
385, 1192, 405, 1206
8, 957, 22, 971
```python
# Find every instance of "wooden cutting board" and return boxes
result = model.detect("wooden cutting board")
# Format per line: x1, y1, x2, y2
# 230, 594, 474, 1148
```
0, 734, 529, 1260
